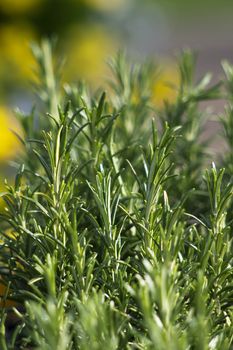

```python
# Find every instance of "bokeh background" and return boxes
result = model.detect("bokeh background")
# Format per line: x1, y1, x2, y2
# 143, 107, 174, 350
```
0, 0, 233, 195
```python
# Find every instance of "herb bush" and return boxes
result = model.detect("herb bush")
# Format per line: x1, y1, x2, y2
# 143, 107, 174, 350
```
0, 41, 233, 349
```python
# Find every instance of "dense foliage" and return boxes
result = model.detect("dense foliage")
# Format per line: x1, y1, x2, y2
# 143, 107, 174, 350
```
0, 41, 233, 349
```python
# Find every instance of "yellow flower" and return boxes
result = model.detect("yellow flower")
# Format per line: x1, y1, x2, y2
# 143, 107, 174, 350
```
0, 24, 37, 81
0, 228, 17, 245
63, 25, 116, 85
152, 63, 179, 107
0, 105, 23, 211
0, 0, 42, 14
0, 106, 23, 162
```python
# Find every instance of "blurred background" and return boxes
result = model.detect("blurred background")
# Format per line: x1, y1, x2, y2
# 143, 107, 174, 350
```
0, 0, 233, 196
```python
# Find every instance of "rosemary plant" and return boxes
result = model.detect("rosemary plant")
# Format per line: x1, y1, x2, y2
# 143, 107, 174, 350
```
0, 40, 232, 350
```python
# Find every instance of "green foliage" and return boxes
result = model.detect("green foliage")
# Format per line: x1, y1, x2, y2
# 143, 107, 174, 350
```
0, 43, 233, 350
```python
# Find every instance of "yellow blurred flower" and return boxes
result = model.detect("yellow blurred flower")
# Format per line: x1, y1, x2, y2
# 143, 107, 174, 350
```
0, 228, 17, 244
0, 24, 37, 81
0, 0, 42, 14
152, 63, 179, 107
63, 25, 115, 85
0, 106, 23, 162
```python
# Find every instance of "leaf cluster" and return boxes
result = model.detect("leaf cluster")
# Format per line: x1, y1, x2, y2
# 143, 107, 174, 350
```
0, 41, 233, 350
